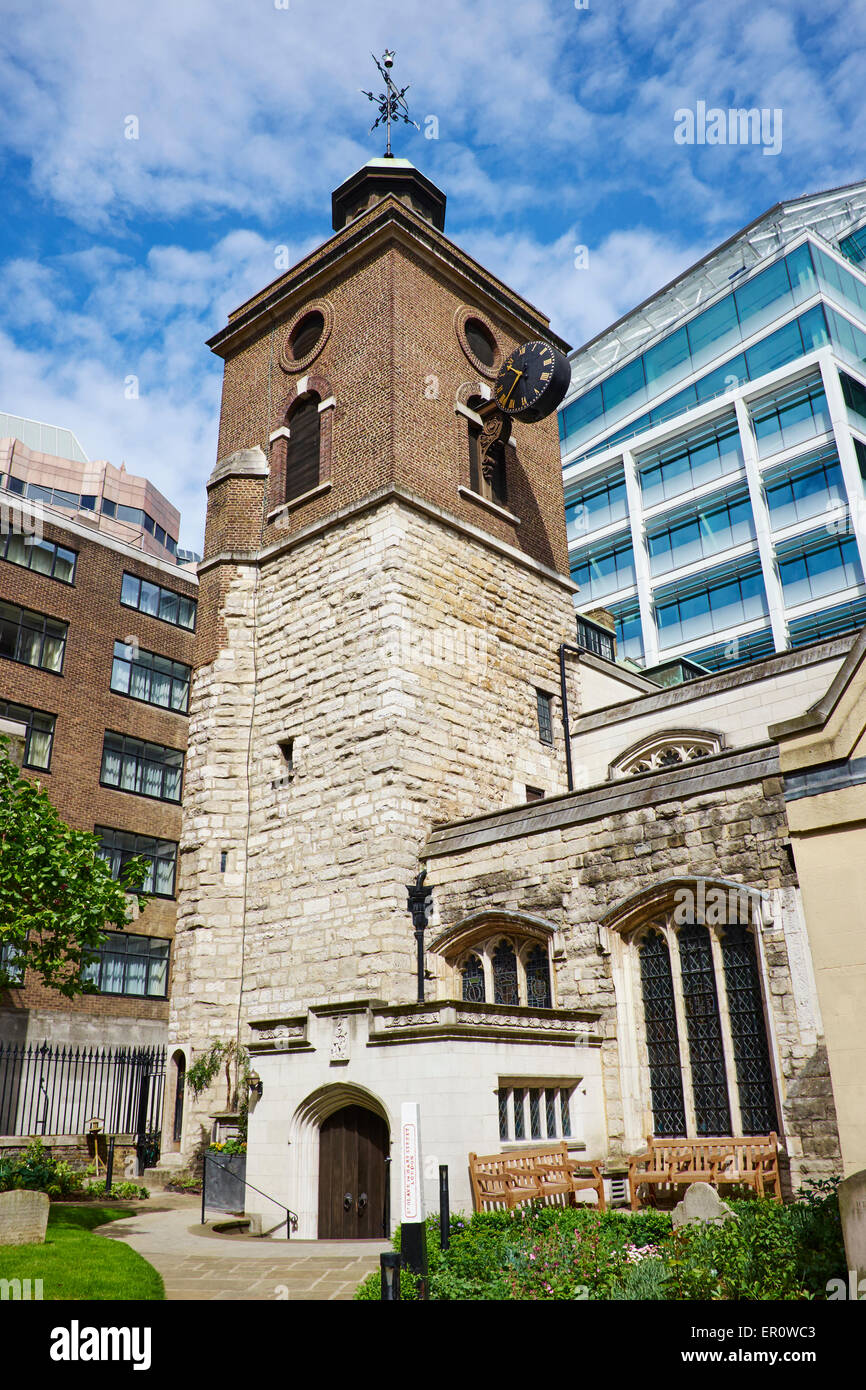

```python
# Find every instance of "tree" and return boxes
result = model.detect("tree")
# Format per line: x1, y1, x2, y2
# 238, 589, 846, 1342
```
0, 738, 148, 996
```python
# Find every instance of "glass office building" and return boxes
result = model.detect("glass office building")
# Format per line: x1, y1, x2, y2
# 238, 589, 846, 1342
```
560, 182, 866, 670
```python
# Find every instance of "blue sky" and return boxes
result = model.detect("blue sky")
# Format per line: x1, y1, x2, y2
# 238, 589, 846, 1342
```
0, 0, 863, 549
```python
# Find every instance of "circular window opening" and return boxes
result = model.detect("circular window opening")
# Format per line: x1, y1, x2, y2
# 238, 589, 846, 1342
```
465, 318, 496, 368
290, 310, 325, 361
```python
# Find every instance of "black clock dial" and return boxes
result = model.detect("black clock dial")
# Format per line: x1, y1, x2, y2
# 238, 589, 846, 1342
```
493, 339, 571, 422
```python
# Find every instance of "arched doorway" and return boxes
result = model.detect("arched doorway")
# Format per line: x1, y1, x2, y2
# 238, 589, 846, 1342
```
317, 1104, 390, 1239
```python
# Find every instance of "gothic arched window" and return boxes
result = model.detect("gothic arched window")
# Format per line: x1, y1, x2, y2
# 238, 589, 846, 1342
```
286, 393, 321, 503
635, 909, 778, 1139
525, 945, 552, 1008
720, 924, 778, 1135
492, 940, 519, 1005
639, 932, 687, 1136
679, 923, 732, 1135
461, 954, 485, 1003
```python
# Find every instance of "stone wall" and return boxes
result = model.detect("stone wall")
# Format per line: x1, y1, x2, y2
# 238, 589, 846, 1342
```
423, 751, 842, 1186
569, 638, 853, 788
173, 494, 579, 1146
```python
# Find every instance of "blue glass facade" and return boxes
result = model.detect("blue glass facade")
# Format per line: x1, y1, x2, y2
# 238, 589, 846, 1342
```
563, 220, 866, 673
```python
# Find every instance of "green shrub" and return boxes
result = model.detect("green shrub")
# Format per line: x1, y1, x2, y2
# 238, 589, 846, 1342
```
0, 1139, 85, 1197
82, 1180, 150, 1201
610, 1257, 672, 1300
355, 1189, 846, 1301
787, 1177, 846, 1295
669, 1199, 807, 1300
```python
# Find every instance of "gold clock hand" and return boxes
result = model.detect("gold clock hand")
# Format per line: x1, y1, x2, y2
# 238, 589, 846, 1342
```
502, 367, 524, 408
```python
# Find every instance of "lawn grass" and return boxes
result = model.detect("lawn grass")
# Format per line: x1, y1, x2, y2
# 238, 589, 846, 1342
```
0, 1203, 164, 1300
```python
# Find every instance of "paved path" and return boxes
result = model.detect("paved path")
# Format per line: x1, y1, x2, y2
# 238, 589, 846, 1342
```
100, 1195, 388, 1301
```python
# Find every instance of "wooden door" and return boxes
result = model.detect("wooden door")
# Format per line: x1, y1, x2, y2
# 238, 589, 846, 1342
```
318, 1105, 389, 1239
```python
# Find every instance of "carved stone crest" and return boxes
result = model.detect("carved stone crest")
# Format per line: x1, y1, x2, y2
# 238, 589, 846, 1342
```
330, 1016, 350, 1062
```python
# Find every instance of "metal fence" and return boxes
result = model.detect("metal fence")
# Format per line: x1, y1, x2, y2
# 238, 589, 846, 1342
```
0, 1041, 166, 1139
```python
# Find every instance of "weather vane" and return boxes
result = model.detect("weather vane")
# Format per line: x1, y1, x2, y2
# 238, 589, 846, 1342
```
361, 50, 419, 157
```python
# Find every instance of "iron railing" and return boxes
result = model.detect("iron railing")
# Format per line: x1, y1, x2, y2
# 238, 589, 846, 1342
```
0, 1041, 166, 1140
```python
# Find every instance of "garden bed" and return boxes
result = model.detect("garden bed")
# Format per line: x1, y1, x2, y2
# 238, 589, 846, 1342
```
356, 1180, 845, 1301
0, 1138, 149, 1202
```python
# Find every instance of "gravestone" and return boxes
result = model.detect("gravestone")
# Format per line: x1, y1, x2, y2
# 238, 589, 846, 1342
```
671, 1182, 737, 1229
0, 1190, 50, 1246
839, 1169, 866, 1280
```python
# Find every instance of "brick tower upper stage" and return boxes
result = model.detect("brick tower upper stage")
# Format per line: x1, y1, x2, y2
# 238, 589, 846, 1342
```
201, 156, 572, 591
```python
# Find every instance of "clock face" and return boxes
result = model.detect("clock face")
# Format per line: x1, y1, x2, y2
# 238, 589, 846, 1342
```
493, 340, 571, 422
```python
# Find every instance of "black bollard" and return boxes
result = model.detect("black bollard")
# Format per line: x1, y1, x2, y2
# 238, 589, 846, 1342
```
439, 1164, 450, 1252
104, 1136, 115, 1195
380, 1251, 402, 1300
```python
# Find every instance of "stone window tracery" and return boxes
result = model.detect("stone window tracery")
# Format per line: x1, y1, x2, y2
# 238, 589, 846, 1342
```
609, 730, 723, 779
631, 907, 777, 1138
492, 940, 519, 1005
461, 953, 485, 1003
448, 930, 556, 1010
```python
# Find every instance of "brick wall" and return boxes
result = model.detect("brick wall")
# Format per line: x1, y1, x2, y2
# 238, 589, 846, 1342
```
0, 510, 196, 1031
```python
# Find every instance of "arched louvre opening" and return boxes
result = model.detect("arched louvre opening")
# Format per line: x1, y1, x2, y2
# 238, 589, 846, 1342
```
721, 924, 779, 1134
525, 945, 552, 1008
461, 954, 485, 1003
467, 395, 484, 496
466, 394, 507, 508
678, 923, 732, 1135
485, 441, 508, 508
286, 394, 321, 503
639, 931, 686, 1136
492, 940, 519, 1005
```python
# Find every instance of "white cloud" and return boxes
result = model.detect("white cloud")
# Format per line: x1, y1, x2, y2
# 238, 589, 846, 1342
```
0, 0, 862, 554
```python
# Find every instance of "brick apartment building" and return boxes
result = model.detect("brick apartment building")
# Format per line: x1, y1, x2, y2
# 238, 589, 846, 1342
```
0, 422, 198, 1062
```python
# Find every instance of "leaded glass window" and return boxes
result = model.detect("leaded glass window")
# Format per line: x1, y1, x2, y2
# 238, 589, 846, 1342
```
529, 1088, 542, 1139
545, 1089, 557, 1138
513, 1087, 525, 1140
679, 924, 732, 1135
639, 931, 686, 1136
461, 954, 485, 1003
492, 941, 519, 1005
497, 1088, 509, 1142
525, 946, 552, 1008
721, 924, 778, 1134
560, 1090, 571, 1138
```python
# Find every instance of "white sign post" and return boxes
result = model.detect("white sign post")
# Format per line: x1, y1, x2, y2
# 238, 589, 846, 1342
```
400, 1101, 424, 1223
399, 1101, 428, 1290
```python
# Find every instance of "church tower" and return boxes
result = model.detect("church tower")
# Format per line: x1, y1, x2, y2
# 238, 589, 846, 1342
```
169, 141, 596, 1234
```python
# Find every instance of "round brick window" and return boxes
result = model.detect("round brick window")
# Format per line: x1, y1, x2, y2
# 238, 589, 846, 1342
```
465, 318, 496, 368
289, 311, 325, 361
455, 306, 502, 379
279, 300, 333, 373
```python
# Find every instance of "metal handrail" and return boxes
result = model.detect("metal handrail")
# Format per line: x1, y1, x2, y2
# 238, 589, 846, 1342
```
201, 1151, 299, 1237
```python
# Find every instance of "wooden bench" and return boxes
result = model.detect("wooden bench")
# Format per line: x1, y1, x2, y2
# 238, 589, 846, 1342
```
469, 1142, 606, 1213
628, 1134, 781, 1210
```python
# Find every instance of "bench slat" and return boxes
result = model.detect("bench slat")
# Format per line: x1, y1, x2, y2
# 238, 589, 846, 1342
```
469, 1142, 606, 1214
627, 1133, 781, 1209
